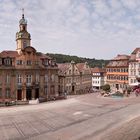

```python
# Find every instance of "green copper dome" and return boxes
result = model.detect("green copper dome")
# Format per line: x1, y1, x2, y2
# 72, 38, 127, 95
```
19, 14, 27, 25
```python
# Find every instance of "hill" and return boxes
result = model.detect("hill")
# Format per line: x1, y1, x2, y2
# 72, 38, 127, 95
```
46, 53, 109, 68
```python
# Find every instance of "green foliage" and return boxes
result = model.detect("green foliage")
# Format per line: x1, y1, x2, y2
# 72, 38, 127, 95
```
101, 84, 110, 92
127, 87, 131, 93
46, 53, 109, 68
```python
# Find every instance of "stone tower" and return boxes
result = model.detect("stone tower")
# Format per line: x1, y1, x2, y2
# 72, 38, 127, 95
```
16, 11, 31, 53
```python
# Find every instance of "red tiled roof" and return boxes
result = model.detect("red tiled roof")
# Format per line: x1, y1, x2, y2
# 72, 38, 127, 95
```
0, 51, 19, 58
106, 54, 129, 67
76, 63, 85, 72
129, 54, 136, 61
91, 67, 106, 73
37, 52, 51, 59
131, 48, 140, 54
106, 60, 129, 67
113, 54, 130, 60
58, 63, 70, 73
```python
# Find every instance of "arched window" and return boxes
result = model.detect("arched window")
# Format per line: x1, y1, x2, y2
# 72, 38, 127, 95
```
23, 41, 27, 48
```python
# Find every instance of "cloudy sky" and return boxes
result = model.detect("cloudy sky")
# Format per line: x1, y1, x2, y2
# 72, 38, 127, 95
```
0, 0, 140, 59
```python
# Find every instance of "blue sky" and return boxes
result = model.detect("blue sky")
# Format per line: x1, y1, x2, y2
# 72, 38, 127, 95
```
0, 0, 140, 59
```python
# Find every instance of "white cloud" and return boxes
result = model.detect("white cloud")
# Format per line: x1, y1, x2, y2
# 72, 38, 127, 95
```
0, 0, 140, 59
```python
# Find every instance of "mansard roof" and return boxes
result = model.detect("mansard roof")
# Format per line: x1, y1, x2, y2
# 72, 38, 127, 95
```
113, 54, 130, 60
91, 67, 106, 73
58, 63, 70, 74
36, 52, 52, 59
0, 51, 19, 58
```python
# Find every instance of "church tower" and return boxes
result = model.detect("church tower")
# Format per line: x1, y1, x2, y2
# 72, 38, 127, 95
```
16, 10, 31, 53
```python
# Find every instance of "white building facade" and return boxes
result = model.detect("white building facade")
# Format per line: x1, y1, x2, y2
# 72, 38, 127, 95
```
129, 48, 140, 86
91, 68, 106, 89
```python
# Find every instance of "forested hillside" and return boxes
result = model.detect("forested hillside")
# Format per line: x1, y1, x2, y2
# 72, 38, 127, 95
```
47, 53, 109, 68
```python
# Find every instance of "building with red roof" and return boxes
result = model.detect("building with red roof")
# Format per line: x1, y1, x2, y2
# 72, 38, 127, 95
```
0, 13, 58, 104
106, 54, 129, 92
58, 61, 92, 94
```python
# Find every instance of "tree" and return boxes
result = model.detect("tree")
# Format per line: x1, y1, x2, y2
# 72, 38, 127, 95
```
101, 84, 110, 92
46, 53, 109, 68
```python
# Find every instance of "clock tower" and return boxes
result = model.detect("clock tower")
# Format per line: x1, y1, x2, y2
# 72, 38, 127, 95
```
16, 10, 31, 53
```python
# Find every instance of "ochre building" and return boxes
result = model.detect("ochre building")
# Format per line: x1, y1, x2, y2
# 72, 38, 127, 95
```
0, 13, 58, 103
106, 55, 129, 92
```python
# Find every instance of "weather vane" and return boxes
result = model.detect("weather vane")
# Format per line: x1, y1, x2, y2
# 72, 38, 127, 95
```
21, 8, 24, 18
21, 8, 24, 15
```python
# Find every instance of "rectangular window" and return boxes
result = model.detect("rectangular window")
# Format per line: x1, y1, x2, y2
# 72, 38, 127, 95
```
45, 74, 48, 83
51, 74, 55, 82
27, 60, 32, 66
17, 75, 22, 84
35, 61, 39, 65
16, 60, 23, 65
5, 75, 10, 84
5, 89, 10, 98
36, 74, 39, 83
4, 59, 12, 66
43, 60, 48, 66
26, 75, 32, 84
44, 87, 47, 95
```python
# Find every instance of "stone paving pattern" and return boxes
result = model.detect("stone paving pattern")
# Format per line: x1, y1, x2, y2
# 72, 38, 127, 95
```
0, 93, 140, 140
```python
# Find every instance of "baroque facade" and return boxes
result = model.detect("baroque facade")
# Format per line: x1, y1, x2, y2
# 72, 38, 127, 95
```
58, 61, 92, 94
106, 55, 129, 92
0, 13, 58, 103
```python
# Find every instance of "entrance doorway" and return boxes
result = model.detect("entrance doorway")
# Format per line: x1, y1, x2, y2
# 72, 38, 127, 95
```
116, 84, 119, 90
35, 88, 39, 99
72, 85, 75, 92
26, 89, 32, 100
17, 89, 22, 100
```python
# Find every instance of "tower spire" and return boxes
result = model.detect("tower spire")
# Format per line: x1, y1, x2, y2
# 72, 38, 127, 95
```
16, 10, 31, 53
21, 8, 24, 19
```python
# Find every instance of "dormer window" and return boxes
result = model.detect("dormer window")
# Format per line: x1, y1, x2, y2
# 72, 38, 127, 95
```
136, 52, 140, 59
35, 61, 39, 65
27, 60, 32, 66
4, 58, 12, 66
43, 60, 48, 66
17, 60, 23, 65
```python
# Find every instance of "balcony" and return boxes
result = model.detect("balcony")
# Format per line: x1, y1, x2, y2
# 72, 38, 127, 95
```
17, 83, 22, 89
26, 83, 32, 87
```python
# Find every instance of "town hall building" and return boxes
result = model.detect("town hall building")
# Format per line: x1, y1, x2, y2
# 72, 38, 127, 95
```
0, 13, 59, 103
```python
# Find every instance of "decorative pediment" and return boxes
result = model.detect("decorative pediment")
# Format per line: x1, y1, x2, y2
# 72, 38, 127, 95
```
23, 46, 36, 54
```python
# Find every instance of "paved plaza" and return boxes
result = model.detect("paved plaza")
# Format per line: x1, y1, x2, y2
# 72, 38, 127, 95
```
0, 93, 140, 140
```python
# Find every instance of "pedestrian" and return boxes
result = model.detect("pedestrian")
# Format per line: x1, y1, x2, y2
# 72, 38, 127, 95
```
135, 89, 139, 97
64, 90, 67, 99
